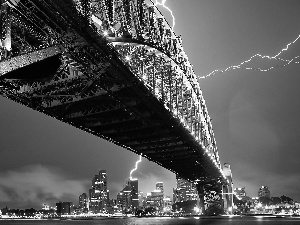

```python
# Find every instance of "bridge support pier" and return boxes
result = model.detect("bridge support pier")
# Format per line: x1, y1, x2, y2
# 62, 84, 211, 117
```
196, 181, 224, 215
222, 183, 233, 214
222, 163, 233, 214
196, 184, 205, 215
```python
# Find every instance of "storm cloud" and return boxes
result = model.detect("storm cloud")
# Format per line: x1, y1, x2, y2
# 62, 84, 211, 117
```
0, 165, 88, 209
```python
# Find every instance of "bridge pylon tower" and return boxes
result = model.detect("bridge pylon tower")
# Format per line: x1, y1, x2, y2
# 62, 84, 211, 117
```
195, 178, 224, 215
222, 163, 234, 214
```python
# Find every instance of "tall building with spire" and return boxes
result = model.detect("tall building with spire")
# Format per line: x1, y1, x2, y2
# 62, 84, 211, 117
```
89, 170, 109, 213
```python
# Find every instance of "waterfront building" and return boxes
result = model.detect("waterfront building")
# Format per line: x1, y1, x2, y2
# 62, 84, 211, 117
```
117, 179, 139, 213
156, 182, 164, 193
163, 196, 172, 212
146, 189, 164, 211
234, 187, 247, 200
42, 204, 50, 210
89, 170, 109, 213
79, 193, 89, 212
258, 186, 270, 198
56, 202, 73, 216
173, 177, 198, 203
138, 191, 146, 208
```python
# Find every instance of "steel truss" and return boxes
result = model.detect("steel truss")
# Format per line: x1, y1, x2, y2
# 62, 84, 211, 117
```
0, 0, 228, 185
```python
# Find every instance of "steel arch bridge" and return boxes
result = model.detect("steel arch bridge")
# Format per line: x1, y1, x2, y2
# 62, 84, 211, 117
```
0, 0, 232, 214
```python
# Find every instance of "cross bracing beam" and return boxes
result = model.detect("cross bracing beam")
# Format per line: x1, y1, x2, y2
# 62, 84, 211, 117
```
80, 113, 150, 130
114, 129, 173, 143
127, 137, 181, 149
100, 121, 162, 135
128, 140, 183, 152
137, 145, 190, 154
0, 46, 63, 75
65, 102, 138, 120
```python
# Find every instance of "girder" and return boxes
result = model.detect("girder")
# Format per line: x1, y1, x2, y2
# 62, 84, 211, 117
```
135, 143, 188, 152
100, 121, 161, 135
0, 0, 228, 185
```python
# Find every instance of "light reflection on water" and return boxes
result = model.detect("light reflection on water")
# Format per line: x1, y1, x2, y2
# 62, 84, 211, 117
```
1, 217, 300, 225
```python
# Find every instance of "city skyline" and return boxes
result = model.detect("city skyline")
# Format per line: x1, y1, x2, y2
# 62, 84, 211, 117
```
1, 0, 300, 209
0, 167, 295, 211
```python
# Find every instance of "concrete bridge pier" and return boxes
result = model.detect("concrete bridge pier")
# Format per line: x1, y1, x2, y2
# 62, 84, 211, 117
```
196, 184, 205, 215
222, 163, 233, 214
222, 183, 233, 214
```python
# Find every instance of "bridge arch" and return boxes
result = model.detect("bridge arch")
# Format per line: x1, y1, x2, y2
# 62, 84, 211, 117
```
0, 0, 232, 214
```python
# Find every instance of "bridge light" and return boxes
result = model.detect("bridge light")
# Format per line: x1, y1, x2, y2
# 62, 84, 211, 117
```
91, 15, 102, 26
103, 31, 108, 36
125, 56, 131, 61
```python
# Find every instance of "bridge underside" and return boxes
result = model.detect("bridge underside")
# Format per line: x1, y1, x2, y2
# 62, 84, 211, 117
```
0, 0, 227, 186
2, 54, 221, 182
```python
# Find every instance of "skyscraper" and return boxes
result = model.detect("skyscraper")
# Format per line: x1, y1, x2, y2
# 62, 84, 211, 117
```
156, 182, 164, 194
89, 170, 109, 213
56, 202, 73, 216
79, 193, 89, 212
173, 177, 198, 203
233, 187, 247, 200
117, 179, 139, 213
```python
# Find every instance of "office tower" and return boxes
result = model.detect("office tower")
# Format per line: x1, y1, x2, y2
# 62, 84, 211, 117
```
56, 202, 73, 216
258, 186, 270, 198
117, 179, 139, 213
79, 193, 89, 212
146, 189, 164, 211
234, 187, 246, 200
156, 182, 164, 194
173, 177, 198, 203
234, 187, 247, 200
89, 170, 109, 213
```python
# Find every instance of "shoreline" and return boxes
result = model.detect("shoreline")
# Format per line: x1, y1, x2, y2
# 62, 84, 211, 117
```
1, 214, 300, 220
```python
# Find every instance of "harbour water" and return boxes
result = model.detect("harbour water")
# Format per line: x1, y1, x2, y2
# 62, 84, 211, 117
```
1, 216, 300, 225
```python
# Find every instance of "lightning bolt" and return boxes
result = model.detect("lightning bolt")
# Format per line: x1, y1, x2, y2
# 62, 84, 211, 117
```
129, 154, 142, 180
200, 34, 300, 79
154, 0, 175, 30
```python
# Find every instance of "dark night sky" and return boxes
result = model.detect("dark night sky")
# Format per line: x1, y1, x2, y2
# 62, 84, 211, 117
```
1, 0, 300, 209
